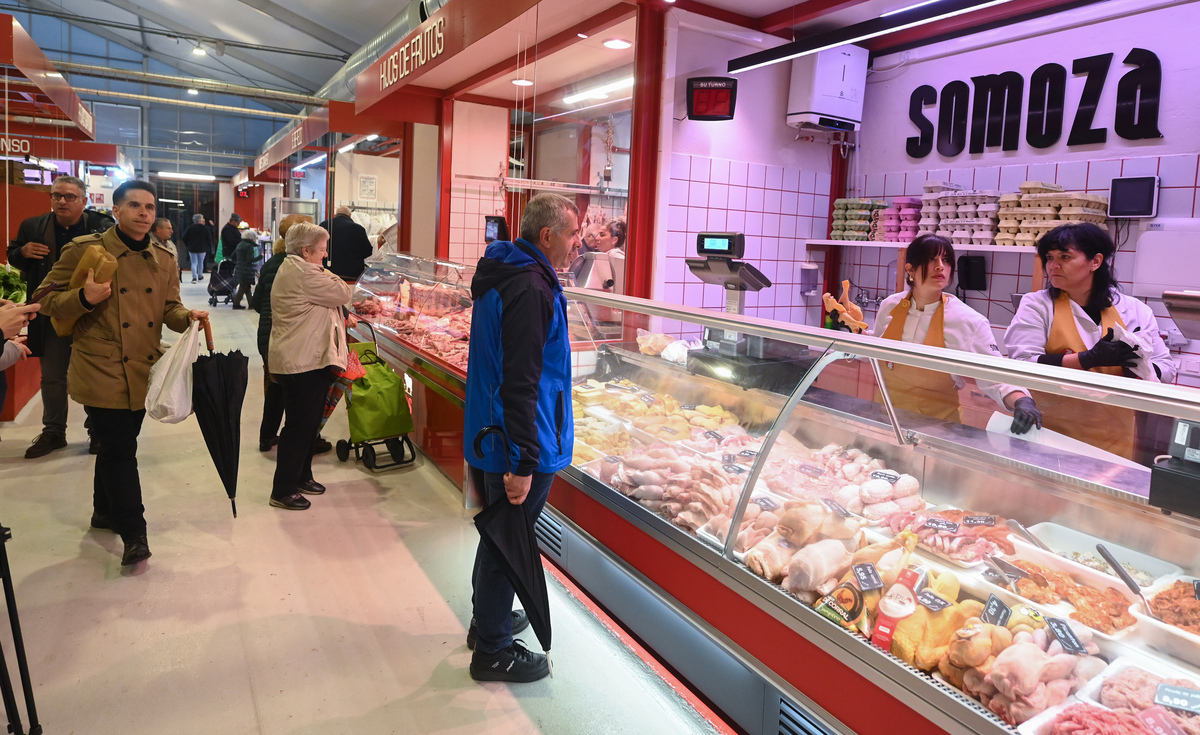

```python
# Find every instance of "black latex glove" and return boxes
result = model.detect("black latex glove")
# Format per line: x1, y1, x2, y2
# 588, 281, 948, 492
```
1009, 396, 1042, 435
828, 309, 852, 332
1078, 327, 1139, 370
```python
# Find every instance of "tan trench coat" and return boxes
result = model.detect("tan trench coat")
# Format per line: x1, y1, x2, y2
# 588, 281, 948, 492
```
39, 226, 191, 410
268, 255, 352, 375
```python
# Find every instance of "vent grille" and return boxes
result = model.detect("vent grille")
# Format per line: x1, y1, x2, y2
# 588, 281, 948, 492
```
779, 697, 831, 735
534, 513, 564, 559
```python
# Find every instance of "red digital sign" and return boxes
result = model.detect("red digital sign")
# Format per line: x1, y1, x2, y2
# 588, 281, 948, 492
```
686, 77, 737, 121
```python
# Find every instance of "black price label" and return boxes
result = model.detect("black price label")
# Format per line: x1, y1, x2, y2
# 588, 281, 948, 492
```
822, 499, 852, 518
964, 515, 997, 527
923, 518, 961, 533
751, 496, 780, 512
1045, 617, 1088, 655
917, 590, 953, 612
723, 454, 738, 465
1154, 684, 1200, 715
981, 594, 1012, 627
723, 464, 747, 475
853, 563, 884, 591
640, 394, 657, 406
659, 427, 678, 435
1194, 580, 1200, 600
797, 464, 825, 478
704, 430, 725, 442
869, 470, 901, 484
739, 449, 759, 458
604, 456, 621, 464
681, 404, 698, 410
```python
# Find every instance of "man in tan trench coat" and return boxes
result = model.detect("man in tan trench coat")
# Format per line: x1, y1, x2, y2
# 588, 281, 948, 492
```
39, 180, 208, 567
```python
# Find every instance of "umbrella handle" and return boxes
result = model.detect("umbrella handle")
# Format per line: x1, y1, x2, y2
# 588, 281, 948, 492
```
201, 316, 214, 352
472, 425, 512, 474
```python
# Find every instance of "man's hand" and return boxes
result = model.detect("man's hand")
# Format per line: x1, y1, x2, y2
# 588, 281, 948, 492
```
188, 309, 209, 323
82, 268, 111, 305
9, 335, 30, 360
503, 472, 533, 505
0, 302, 39, 337
20, 242, 49, 260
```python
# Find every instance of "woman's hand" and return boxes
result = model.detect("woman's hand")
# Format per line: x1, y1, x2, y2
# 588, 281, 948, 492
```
0, 302, 38, 337
1078, 328, 1138, 370
9, 335, 30, 360
345, 313, 358, 328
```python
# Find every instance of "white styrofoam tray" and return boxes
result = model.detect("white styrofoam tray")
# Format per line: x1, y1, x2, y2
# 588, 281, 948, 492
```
1019, 522, 1183, 588
1130, 575, 1200, 670
1074, 655, 1200, 711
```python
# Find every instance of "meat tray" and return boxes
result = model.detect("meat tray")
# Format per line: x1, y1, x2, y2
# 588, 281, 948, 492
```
1014, 700, 1082, 735
884, 506, 992, 570
1018, 522, 1183, 588
1073, 655, 1200, 711
1129, 575, 1200, 670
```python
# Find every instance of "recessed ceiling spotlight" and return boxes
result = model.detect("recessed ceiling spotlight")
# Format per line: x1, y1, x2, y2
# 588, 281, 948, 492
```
602, 39, 632, 50
191, 45, 207, 56
512, 79, 534, 87
186, 88, 199, 95
577, 33, 589, 39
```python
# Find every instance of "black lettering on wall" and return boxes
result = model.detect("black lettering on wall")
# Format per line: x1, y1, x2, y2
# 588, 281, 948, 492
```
937, 80, 970, 157
1114, 48, 1163, 140
1027, 63, 1067, 148
970, 72, 1024, 153
906, 85, 937, 158
1068, 53, 1113, 146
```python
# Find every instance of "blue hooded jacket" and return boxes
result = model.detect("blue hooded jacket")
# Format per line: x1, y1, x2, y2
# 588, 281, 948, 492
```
464, 238, 573, 476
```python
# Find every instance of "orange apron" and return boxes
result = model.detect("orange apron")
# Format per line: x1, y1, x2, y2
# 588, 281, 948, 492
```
876, 294, 962, 423
1032, 293, 1137, 459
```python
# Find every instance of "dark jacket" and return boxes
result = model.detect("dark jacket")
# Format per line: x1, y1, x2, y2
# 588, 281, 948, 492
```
220, 223, 242, 261
250, 251, 285, 356
232, 238, 257, 284
324, 213, 374, 281
182, 223, 213, 254
7, 209, 114, 355
463, 239, 572, 476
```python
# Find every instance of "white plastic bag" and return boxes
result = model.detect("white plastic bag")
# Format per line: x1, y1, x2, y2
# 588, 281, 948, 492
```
146, 320, 203, 424
1112, 323, 1160, 383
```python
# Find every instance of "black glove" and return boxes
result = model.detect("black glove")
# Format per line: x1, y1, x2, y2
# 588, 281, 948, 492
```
1077, 327, 1139, 370
1009, 396, 1042, 435
828, 309, 851, 332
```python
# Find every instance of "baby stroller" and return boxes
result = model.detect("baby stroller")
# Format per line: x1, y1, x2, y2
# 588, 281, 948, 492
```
207, 260, 237, 306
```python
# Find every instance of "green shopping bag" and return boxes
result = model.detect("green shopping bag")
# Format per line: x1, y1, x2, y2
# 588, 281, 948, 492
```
346, 341, 414, 444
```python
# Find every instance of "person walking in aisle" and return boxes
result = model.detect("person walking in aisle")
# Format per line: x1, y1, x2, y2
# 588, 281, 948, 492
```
182, 214, 211, 283
219, 213, 242, 265
320, 206, 374, 281
38, 180, 208, 566
268, 222, 353, 511
231, 228, 258, 310
463, 193, 580, 683
7, 175, 114, 458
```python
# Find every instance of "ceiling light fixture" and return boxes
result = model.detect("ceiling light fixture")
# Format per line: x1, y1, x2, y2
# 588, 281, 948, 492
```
293, 153, 326, 170
602, 39, 632, 50
338, 143, 355, 154
186, 88, 199, 95
191, 45, 207, 56
577, 33, 589, 39
537, 96, 633, 121
46, 72, 62, 78
512, 79, 534, 87
365, 134, 379, 141
728, 0, 1015, 74
563, 76, 634, 105
155, 171, 216, 181
882, 0, 946, 16
159, 198, 185, 204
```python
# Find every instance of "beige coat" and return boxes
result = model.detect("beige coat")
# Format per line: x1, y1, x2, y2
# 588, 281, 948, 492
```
39, 226, 191, 410
269, 255, 352, 375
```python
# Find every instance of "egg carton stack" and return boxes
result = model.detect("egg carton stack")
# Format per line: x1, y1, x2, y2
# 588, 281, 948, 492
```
930, 189, 1002, 246
832, 199, 885, 241
892, 197, 921, 242
995, 181, 1109, 247
921, 181, 960, 239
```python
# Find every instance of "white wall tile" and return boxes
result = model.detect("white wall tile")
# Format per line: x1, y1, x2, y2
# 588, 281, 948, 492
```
781, 215, 798, 238
665, 231, 685, 257
728, 186, 747, 211
670, 153, 690, 180
904, 173, 926, 196
727, 209, 746, 232
688, 181, 709, 207
1122, 156, 1159, 177
999, 165, 1028, 192
801, 169, 817, 194
766, 165, 784, 190
747, 163, 767, 189
797, 217, 813, 239
765, 189, 782, 214
764, 213, 781, 236
1158, 187, 1196, 218
729, 160, 748, 187
667, 205, 687, 231
884, 173, 907, 197
669, 178, 689, 206
747, 187, 766, 212
1159, 154, 1198, 188
709, 183, 729, 209
974, 166, 1001, 191
949, 168, 975, 187
781, 191, 799, 215
687, 207, 708, 231
1055, 161, 1088, 190
709, 158, 730, 184
708, 209, 728, 231
814, 195, 830, 219
745, 211, 764, 236
1087, 159, 1122, 190
798, 193, 815, 216
691, 156, 711, 182
864, 173, 886, 198
1027, 162, 1056, 183
816, 171, 832, 195
927, 168, 951, 183
783, 167, 801, 192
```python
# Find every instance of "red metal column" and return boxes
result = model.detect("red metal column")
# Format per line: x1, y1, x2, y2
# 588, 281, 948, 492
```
437, 98, 454, 260
400, 122, 415, 253
624, 1, 666, 300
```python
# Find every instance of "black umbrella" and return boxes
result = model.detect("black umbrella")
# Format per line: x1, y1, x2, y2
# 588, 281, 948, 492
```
192, 319, 249, 517
472, 425, 552, 652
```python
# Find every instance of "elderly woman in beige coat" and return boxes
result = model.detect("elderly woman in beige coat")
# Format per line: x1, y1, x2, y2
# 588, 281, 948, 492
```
268, 221, 354, 510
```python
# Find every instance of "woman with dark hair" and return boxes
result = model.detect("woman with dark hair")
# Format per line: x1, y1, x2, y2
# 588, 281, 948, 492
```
1005, 222, 1175, 458
837, 234, 1040, 433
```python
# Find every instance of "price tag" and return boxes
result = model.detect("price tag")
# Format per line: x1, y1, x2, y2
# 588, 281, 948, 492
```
640, 394, 657, 406
869, 470, 900, 484
1155, 684, 1200, 715
922, 517, 961, 533
659, 427, 678, 435
964, 515, 997, 527
797, 463, 825, 478
852, 563, 884, 591
822, 499, 852, 518
738, 449, 759, 458
981, 594, 1012, 627
723, 454, 738, 465
1137, 706, 1189, 735
704, 430, 725, 442
723, 464, 747, 475
751, 496, 780, 512
1194, 580, 1200, 600
917, 590, 953, 612
604, 456, 621, 464
681, 404, 698, 411
1044, 617, 1088, 655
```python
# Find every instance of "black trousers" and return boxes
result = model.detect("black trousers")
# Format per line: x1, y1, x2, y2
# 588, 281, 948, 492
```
232, 281, 252, 307
272, 369, 333, 499
259, 363, 285, 445
84, 407, 147, 540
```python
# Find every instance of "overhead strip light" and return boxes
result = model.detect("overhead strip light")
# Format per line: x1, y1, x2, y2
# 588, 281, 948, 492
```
727, 0, 1015, 74
882, 0, 947, 16
563, 77, 634, 105
293, 153, 326, 170
365, 134, 379, 141
338, 143, 355, 154
159, 198, 185, 204
538, 96, 633, 122
155, 171, 216, 181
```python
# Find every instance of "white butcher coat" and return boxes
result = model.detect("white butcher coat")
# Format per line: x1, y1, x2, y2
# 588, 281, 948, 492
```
871, 292, 1028, 410
1004, 289, 1177, 383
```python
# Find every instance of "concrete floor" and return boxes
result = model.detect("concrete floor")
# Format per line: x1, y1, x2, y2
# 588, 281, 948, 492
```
0, 280, 725, 735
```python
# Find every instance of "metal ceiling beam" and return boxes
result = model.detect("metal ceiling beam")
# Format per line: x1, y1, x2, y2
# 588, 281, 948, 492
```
231, 0, 361, 55
91, 0, 321, 92
74, 86, 302, 120
53, 61, 321, 106
755, 0, 874, 35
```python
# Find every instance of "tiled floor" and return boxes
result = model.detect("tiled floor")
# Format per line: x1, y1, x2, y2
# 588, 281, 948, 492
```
0, 280, 724, 735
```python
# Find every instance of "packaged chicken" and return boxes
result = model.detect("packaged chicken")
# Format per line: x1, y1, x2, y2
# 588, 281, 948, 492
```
889, 571, 985, 671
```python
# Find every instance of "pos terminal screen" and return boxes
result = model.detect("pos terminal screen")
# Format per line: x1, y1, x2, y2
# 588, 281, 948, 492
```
696, 232, 745, 259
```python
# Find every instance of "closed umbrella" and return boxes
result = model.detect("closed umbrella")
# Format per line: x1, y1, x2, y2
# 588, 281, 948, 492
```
471, 425, 552, 652
192, 319, 249, 517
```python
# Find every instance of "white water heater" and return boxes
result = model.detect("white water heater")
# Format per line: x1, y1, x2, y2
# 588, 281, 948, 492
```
786, 45, 868, 132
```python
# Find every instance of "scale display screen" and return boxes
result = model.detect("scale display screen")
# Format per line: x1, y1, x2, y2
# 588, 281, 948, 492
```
696, 232, 744, 259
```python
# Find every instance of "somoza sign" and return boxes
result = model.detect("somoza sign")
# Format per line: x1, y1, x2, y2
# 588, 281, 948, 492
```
379, 18, 445, 92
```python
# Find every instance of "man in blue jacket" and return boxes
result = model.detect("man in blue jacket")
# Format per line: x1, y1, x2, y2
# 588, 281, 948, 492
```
464, 193, 580, 683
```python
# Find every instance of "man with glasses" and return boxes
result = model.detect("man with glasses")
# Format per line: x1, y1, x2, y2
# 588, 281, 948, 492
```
7, 175, 113, 458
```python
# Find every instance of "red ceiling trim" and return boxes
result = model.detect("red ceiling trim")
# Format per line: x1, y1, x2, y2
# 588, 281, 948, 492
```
667, 0, 792, 37
454, 93, 520, 109
446, 4, 637, 99
755, 0, 872, 35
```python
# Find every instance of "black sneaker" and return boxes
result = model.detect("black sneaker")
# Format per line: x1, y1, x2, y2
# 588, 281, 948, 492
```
469, 640, 549, 683
90, 513, 111, 531
269, 493, 311, 510
313, 436, 332, 454
467, 610, 529, 651
120, 535, 151, 566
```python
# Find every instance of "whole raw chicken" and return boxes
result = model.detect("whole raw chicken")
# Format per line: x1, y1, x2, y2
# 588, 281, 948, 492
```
783, 538, 853, 601
745, 533, 800, 583
979, 625, 1104, 725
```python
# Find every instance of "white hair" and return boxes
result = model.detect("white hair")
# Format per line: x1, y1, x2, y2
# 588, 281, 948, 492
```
285, 221, 327, 256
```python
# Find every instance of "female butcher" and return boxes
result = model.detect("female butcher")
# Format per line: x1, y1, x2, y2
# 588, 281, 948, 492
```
1004, 223, 1176, 459
834, 235, 1042, 433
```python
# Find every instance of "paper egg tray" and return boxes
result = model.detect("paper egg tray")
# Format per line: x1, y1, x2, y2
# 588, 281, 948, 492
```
1019, 180, 1065, 194
994, 234, 1017, 247
999, 219, 1022, 234
1018, 208, 1059, 221
924, 180, 962, 192
1020, 220, 1061, 234
1059, 208, 1107, 224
